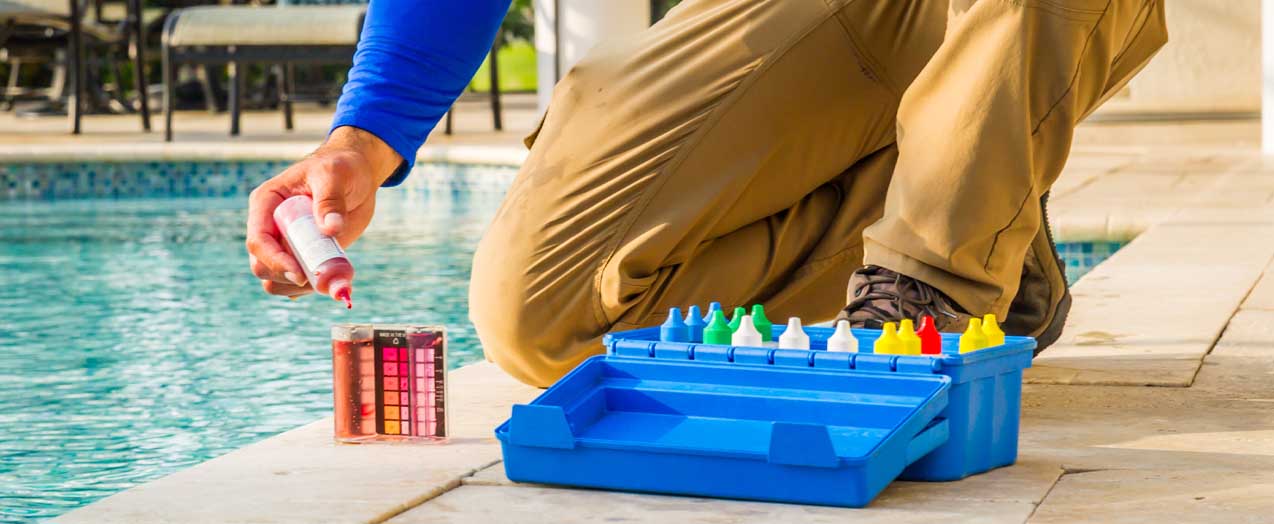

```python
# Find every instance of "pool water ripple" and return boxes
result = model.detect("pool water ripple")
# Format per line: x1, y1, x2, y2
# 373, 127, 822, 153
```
0, 191, 501, 522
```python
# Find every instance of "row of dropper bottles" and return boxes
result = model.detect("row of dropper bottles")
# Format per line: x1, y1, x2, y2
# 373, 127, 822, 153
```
659, 302, 1006, 354
659, 302, 860, 352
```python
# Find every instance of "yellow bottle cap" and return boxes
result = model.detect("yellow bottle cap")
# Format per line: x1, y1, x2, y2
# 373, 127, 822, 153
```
959, 318, 988, 353
874, 322, 903, 355
981, 313, 1006, 347
898, 319, 922, 355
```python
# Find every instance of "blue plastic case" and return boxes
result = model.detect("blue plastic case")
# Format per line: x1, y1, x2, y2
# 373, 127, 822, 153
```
495, 324, 1034, 507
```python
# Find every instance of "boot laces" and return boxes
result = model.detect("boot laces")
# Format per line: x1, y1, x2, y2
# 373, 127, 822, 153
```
843, 266, 960, 324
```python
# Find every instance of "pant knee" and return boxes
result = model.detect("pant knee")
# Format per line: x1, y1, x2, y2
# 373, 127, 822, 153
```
469, 239, 607, 388
470, 290, 604, 388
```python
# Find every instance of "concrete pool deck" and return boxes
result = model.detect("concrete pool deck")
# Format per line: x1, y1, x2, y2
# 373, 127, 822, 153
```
22, 111, 1274, 522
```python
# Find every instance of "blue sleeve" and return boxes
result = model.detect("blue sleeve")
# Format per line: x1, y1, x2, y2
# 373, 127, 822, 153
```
331, 0, 511, 187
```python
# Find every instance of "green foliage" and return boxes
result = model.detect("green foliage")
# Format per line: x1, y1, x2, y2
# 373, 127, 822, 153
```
653, 0, 682, 21
469, 40, 536, 93
500, 0, 534, 47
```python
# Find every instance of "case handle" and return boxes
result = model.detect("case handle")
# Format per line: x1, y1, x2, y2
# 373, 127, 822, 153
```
767, 422, 839, 468
905, 418, 950, 463
508, 404, 577, 449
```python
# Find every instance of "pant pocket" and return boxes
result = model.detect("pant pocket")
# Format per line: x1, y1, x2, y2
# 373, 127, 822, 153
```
523, 105, 549, 149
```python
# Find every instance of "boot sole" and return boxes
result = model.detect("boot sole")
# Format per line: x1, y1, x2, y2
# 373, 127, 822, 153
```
1033, 191, 1069, 356
1033, 289, 1070, 356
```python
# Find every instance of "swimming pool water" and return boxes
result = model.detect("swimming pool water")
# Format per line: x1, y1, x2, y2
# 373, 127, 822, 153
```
1056, 240, 1125, 284
0, 190, 501, 522
0, 186, 1122, 522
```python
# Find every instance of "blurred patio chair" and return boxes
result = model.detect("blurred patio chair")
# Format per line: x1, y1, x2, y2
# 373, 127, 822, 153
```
0, 0, 153, 133
0, 23, 67, 111
160, 4, 365, 141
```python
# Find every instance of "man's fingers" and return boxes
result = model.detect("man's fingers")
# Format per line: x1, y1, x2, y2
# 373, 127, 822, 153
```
249, 253, 305, 286
309, 163, 350, 237
247, 235, 307, 286
247, 184, 306, 285
262, 279, 313, 297
333, 196, 376, 248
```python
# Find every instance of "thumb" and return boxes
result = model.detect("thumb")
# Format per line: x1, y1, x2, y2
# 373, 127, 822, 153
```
309, 171, 348, 237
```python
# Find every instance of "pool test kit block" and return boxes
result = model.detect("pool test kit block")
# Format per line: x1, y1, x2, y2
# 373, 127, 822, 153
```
331, 324, 448, 443
496, 305, 1034, 507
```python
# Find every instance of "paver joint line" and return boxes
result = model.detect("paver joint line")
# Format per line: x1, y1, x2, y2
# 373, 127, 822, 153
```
1024, 468, 1076, 523
367, 459, 503, 524
1179, 250, 1274, 388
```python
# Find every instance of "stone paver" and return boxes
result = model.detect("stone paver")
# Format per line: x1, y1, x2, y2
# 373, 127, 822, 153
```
1191, 309, 1274, 400
1021, 385, 1274, 473
1026, 222, 1274, 386
1028, 469, 1274, 524
391, 485, 1038, 524
464, 457, 1064, 504
0, 94, 538, 149
51, 363, 540, 524
1235, 260, 1274, 311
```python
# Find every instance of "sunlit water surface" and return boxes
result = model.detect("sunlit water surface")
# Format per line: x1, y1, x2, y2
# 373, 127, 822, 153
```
0, 190, 501, 522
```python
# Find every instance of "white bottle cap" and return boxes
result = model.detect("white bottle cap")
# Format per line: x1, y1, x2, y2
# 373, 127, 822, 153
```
731, 315, 763, 347
826, 319, 858, 352
778, 317, 810, 350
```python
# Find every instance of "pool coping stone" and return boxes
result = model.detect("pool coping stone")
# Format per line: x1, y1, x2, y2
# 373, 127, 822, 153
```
0, 143, 528, 167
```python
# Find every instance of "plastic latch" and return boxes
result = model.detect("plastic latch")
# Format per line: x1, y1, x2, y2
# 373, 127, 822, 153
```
694, 345, 732, 362
653, 342, 693, 360
611, 341, 656, 359
772, 349, 812, 368
895, 356, 942, 374
508, 404, 576, 449
767, 422, 839, 468
855, 353, 895, 372
810, 351, 852, 370
733, 347, 771, 365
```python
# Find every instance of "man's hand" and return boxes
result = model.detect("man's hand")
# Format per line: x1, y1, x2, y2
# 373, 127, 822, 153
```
246, 126, 402, 298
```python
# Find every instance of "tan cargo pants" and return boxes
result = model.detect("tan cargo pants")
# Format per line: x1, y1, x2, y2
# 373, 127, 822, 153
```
471, 0, 1167, 387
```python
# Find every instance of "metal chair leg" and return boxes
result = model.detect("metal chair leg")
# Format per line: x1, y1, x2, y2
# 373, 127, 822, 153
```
68, 0, 85, 134
280, 63, 294, 131
163, 45, 174, 141
130, 0, 151, 131
228, 61, 242, 136
488, 42, 502, 131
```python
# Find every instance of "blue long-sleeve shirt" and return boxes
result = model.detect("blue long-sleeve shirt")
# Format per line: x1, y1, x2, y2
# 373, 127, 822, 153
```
331, 0, 511, 187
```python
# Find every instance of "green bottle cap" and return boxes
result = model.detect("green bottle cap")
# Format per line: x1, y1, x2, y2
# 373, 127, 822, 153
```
727, 306, 746, 333
703, 310, 732, 345
750, 304, 773, 342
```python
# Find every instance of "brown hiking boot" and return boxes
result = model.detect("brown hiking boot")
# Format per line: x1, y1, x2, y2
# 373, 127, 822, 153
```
836, 265, 973, 332
1001, 192, 1071, 354
841, 193, 1071, 355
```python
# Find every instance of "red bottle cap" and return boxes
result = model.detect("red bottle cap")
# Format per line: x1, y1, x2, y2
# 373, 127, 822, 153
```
917, 315, 942, 355
331, 282, 353, 309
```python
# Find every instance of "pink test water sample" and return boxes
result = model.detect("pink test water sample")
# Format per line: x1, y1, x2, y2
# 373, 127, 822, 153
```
272, 194, 355, 308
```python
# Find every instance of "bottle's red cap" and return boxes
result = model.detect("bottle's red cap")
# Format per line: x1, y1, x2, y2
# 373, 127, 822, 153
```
330, 280, 353, 309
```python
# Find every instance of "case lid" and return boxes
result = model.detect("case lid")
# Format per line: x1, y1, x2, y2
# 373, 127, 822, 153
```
498, 354, 951, 467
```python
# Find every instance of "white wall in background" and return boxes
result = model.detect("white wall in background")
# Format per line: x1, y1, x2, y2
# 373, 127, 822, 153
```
1264, 0, 1273, 153
534, 0, 651, 113
1098, 0, 1261, 117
